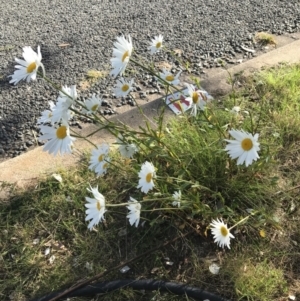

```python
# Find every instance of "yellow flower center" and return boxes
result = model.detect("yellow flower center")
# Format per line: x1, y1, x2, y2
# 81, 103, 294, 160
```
220, 226, 228, 237
146, 172, 152, 183
156, 42, 162, 49
165, 75, 174, 82
48, 112, 53, 118
192, 92, 199, 104
91, 104, 98, 112
122, 50, 130, 62
122, 84, 129, 92
98, 154, 105, 162
56, 126, 67, 139
241, 138, 253, 151
96, 201, 101, 211
27, 62, 37, 73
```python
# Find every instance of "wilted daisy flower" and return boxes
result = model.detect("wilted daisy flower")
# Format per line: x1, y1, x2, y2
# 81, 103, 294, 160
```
116, 134, 138, 158
137, 161, 156, 194
39, 124, 76, 156
225, 129, 260, 167
9, 46, 44, 85
89, 144, 110, 176
126, 197, 141, 227
160, 68, 181, 85
149, 34, 163, 54
185, 83, 211, 116
85, 185, 107, 230
51, 85, 77, 123
119, 143, 138, 158
110, 35, 133, 78
82, 94, 102, 115
210, 218, 234, 249
172, 190, 181, 207
37, 101, 55, 124
113, 78, 134, 98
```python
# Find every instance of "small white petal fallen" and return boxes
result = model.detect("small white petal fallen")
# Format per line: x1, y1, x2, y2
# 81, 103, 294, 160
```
209, 263, 220, 275
120, 265, 130, 273
49, 255, 55, 264
33, 238, 40, 245
52, 173, 63, 183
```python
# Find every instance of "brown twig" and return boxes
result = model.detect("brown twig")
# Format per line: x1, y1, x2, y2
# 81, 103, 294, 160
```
48, 230, 193, 301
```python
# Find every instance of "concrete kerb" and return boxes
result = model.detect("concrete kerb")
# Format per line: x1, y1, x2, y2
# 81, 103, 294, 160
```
0, 97, 174, 198
1, 37, 300, 199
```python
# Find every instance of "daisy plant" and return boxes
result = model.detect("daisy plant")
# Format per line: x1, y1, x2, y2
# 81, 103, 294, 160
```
8, 30, 270, 254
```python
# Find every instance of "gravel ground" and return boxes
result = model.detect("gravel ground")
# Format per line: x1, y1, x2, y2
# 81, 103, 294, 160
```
0, 0, 300, 160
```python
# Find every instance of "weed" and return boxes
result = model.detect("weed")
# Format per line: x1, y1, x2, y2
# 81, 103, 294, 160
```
255, 32, 277, 47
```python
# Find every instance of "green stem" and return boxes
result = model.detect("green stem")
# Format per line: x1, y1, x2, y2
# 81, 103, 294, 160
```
229, 215, 253, 231
69, 128, 97, 148
130, 57, 183, 95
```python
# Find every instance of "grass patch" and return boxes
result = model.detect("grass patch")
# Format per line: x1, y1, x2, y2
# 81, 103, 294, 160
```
230, 260, 287, 301
254, 32, 277, 47
78, 69, 109, 91
0, 45, 15, 52
86, 69, 108, 80
2, 63, 300, 301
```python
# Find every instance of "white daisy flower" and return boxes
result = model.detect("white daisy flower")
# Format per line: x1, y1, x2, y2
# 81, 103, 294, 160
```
37, 101, 55, 124
210, 218, 234, 249
172, 190, 181, 207
95, 159, 111, 176
59, 85, 78, 101
9, 46, 44, 85
149, 34, 163, 54
82, 94, 102, 115
116, 134, 138, 158
126, 197, 141, 227
137, 161, 156, 194
85, 185, 107, 230
110, 35, 133, 78
159, 68, 181, 85
51, 85, 77, 123
185, 83, 212, 116
88, 144, 110, 177
39, 124, 76, 156
225, 129, 260, 167
113, 78, 134, 98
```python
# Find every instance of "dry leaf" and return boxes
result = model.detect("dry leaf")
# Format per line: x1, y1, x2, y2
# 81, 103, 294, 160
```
259, 229, 266, 238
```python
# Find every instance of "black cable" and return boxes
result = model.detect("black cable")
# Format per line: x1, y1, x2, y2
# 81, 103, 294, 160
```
30, 279, 232, 301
